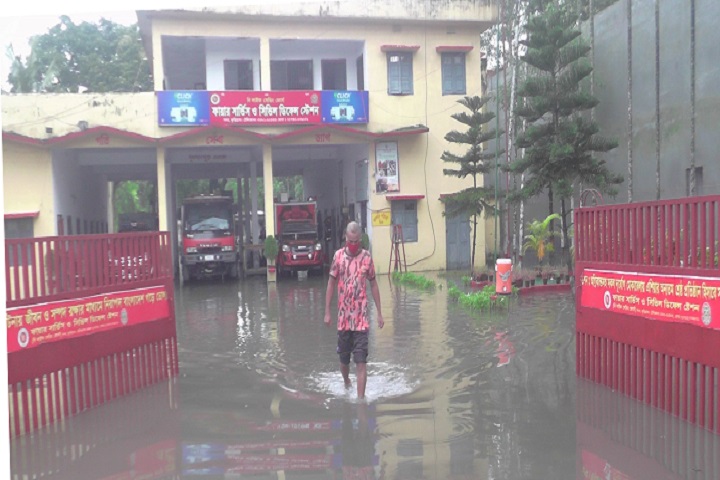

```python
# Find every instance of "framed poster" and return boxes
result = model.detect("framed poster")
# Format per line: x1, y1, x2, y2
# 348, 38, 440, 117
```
157, 91, 210, 126
320, 91, 369, 124
375, 142, 399, 193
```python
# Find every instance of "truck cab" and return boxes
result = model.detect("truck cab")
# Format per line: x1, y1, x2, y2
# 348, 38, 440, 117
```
275, 202, 324, 276
180, 195, 238, 281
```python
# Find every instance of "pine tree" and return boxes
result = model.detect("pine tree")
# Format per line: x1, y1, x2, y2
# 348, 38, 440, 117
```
508, 1, 622, 268
441, 96, 504, 273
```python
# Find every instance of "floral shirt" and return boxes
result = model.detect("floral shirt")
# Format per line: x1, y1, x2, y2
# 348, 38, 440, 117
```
329, 248, 376, 331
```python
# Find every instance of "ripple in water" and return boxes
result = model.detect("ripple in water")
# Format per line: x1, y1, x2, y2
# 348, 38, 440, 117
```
308, 361, 419, 403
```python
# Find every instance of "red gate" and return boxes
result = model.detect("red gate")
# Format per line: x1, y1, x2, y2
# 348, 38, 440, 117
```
575, 196, 720, 432
5, 232, 178, 437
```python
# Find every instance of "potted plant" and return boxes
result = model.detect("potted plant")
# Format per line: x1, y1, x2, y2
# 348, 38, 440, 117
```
475, 266, 490, 283
264, 235, 279, 273
522, 214, 560, 266
523, 213, 560, 283
544, 265, 558, 285
521, 269, 535, 288
512, 272, 524, 289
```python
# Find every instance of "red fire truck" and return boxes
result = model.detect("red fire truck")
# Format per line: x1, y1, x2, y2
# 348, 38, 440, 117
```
180, 194, 239, 282
275, 201, 324, 276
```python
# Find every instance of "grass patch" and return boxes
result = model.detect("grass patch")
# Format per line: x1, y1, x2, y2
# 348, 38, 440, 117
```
448, 283, 517, 312
391, 271, 437, 290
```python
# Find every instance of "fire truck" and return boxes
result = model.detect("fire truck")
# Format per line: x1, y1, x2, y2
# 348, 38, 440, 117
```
179, 194, 239, 282
275, 201, 324, 276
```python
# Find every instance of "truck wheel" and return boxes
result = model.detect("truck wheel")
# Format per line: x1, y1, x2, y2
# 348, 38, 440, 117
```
182, 265, 192, 283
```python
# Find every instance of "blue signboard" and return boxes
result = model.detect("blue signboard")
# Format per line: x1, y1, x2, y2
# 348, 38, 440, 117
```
158, 91, 210, 126
321, 91, 369, 124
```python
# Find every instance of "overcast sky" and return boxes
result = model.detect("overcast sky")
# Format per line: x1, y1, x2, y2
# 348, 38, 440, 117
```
0, 0, 311, 55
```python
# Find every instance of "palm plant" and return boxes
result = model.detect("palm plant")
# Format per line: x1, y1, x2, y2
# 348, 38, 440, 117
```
522, 213, 560, 264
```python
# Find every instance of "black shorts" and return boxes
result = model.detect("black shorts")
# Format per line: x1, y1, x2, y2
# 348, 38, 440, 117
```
337, 330, 369, 365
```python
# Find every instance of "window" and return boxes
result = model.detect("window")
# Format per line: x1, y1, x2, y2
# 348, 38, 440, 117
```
271, 60, 313, 90
441, 53, 466, 95
5, 218, 34, 239
224, 60, 254, 90
387, 53, 413, 95
321, 59, 347, 90
686, 166, 703, 196
5, 218, 34, 267
391, 200, 418, 242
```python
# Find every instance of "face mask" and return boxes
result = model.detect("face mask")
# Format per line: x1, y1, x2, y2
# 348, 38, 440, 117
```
346, 242, 361, 255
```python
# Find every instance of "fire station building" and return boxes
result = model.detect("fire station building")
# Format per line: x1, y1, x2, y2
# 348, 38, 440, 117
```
2, 0, 498, 274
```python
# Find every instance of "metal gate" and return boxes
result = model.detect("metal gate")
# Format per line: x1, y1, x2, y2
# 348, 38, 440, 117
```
6, 232, 178, 437
445, 213, 471, 271
575, 196, 720, 432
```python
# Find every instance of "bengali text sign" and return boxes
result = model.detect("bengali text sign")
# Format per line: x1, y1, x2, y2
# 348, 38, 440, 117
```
7, 286, 169, 353
581, 269, 720, 329
208, 90, 321, 125
371, 210, 391, 226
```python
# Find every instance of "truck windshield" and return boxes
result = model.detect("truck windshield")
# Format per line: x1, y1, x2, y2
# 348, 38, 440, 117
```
185, 205, 231, 232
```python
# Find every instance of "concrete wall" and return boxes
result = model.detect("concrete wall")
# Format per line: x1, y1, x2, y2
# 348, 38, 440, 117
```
145, 0, 497, 23
2, 142, 55, 236
1, 92, 159, 139
592, 0, 720, 202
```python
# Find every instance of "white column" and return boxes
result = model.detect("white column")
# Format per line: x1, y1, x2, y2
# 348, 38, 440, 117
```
250, 161, 259, 244
153, 31, 165, 91
260, 37, 271, 90
313, 57, 322, 89
347, 55, 358, 90
263, 144, 275, 237
107, 181, 115, 233
156, 147, 168, 231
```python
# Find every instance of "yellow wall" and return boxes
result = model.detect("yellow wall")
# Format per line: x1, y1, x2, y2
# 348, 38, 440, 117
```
2, 142, 55, 236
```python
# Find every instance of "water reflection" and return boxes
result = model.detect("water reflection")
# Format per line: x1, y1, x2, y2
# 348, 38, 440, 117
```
9, 274, 719, 479
577, 378, 720, 480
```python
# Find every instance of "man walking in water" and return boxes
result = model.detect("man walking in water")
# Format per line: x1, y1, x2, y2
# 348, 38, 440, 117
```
324, 221, 384, 400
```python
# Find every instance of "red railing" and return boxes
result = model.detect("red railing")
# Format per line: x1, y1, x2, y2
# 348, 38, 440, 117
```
575, 195, 720, 433
6, 232, 178, 437
575, 196, 720, 273
5, 232, 173, 308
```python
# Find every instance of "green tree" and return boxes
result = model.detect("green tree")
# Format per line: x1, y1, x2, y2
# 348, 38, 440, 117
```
6, 16, 152, 93
441, 96, 503, 273
508, 0, 622, 268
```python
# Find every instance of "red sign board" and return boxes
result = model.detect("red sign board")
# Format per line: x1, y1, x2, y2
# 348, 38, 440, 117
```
7, 286, 170, 353
580, 269, 720, 329
209, 90, 321, 125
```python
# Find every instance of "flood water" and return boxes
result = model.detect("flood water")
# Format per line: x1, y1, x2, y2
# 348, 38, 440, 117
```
9, 273, 720, 479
